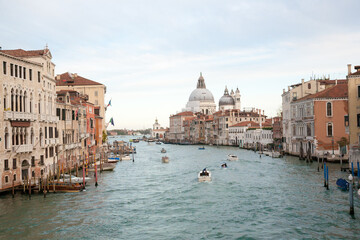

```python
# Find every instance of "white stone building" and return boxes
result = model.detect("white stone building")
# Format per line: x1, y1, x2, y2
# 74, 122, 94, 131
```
151, 118, 167, 139
0, 48, 58, 191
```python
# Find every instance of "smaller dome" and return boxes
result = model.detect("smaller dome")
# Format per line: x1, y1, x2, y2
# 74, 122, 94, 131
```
219, 95, 235, 106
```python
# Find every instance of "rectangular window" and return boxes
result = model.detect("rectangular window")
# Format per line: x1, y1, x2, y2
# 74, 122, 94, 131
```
45, 127, 47, 138
19, 66, 22, 78
62, 109, 66, 120
38, 71, 40, 82
29, 69, 32, 81
15, 65, 18, 77
95, 91, 98, 96
4, 159, 9, 170
13, 158, 16, 169
10, 64, 13, 76
49, 127, 53, 138
3, 61, 6, 75
31, 156, 35, 167
357, 114, 360, 127
45, 148, 48, 158
40, 155, 44, 165
327, 123, 333, 137
55, 127, 58, 138
56, 108, 60, 118
72, 110, 75, 120
23, 67, 26, 79
345, 115, 349, 127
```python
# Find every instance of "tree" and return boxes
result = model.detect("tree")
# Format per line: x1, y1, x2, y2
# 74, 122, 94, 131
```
102, 130, 108, 143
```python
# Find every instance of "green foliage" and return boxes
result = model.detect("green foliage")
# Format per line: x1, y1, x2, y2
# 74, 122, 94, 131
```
337, 137, 349, 147
102, 130, 107, 143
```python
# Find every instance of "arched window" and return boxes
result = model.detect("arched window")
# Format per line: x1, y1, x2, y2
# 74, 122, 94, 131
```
31, 128, 34, 145
4, 127, 9, 149
326, 102, 332, 117
327, 122, 333, 136
3, 88, 7, 110
38, 94, 41, 114
11, 89, 14, 111
308, 83, 311, 89
23, 91, 27, 113
19, 90, 22, 112
15, 90, 18, 112
29, 93, 33, 113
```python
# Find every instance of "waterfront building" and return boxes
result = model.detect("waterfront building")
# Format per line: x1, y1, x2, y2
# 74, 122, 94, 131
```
0, 47, 59, 191
290, 81, 348, 159
272, 116, 283, 151
168, 111, 195, 143
56, 72, 106, 148
151, 118, 167, 140
184, 73, 216, 115
229, 121, 259, 147
213, 108, 266, 145
56, 90, 86, 169
347, 64, 360, 167
282, 78, 344, 154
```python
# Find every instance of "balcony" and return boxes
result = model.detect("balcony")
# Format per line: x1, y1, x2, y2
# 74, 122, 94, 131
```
4, 111, 36, 121
13, 144, 33, 153
46, 138, 58, 145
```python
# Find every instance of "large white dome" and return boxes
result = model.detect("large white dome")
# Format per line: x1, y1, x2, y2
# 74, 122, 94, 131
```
189, 88, 215, 102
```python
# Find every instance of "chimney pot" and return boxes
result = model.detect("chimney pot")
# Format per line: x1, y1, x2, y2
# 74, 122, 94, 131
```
348, 64, 352, 75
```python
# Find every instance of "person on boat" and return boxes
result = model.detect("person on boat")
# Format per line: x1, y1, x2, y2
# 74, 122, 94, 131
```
221, 163, 227, 168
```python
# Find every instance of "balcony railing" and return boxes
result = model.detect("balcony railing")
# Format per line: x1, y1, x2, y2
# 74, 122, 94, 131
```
13, 144, 33, 153
4, 111, 36, 121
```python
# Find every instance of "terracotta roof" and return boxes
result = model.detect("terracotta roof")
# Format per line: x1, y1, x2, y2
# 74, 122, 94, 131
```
295, 82, 348, 101
319, 79, 347, 85
349, 71, 360, 76
230, 121, 259, 127
0, 49, 49, 57
56, 72, 103, 86
172, 111, 194, 117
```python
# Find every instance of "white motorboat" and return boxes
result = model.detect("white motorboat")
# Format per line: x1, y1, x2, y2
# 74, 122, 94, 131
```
162, 156, 169, 163
161, 148, 166, 153
198, 169, 211, 182
121, 155, 131, 161
227, 154, 238, 161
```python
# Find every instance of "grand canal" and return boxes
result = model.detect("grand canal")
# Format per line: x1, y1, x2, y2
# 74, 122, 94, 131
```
1, 136, 360, 239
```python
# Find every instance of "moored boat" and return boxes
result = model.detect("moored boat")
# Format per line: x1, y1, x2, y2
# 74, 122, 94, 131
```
198, 168, 211, 182
121, 155, 131, 161
48, 182, 84, 193
227, 154, 238, 161
336, 178, 349, 191
198, 146, 205, 150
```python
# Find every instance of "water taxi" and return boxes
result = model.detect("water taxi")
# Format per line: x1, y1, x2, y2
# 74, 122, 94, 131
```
227, 154, 238, 161
161, 148, 166, 153
198, 168, 211, 182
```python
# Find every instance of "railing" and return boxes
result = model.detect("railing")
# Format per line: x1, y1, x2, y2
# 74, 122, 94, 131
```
13, 144, 33, 153
4, 111, 36, 121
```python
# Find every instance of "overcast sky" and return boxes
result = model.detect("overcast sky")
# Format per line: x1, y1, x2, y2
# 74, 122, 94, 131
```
1, 0, 359, 129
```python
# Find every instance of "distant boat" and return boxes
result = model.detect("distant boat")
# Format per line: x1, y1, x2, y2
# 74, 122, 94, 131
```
88, 163, 116, 171
198, 168, 211, 182
108, 157, 120, 160
161, 148, 166, 153
198, 146, 205, 150
227, 154, 238, 161
162, 156, 169, 163
221, 163, 227, 168
121, 155, 131, 161
156, 141, 162, 145
336, 178, 349, 191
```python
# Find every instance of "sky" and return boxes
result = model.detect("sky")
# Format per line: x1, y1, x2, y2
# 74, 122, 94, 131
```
1, 0, 360, 129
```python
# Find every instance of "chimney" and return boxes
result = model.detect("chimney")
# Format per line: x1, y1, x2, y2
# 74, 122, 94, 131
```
73, 73, 78, 78
288, 86, 290, 91
347, 64, 352, 75
335, 79, 338, 85
56, 75, 60, 80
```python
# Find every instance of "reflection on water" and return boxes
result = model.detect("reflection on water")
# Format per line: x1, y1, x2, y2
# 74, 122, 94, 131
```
1, 136, 360, 239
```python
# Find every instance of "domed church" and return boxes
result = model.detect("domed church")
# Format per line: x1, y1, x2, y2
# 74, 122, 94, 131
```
184, 73, 216, 115
219, 86, 241, 111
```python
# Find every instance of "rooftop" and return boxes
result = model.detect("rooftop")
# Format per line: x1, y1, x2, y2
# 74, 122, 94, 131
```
56, 72, 103, 86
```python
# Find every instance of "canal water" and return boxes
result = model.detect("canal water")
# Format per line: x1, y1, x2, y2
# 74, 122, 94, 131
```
1, 136, 360, 239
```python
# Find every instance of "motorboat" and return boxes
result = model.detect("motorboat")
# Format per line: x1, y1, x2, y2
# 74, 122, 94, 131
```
221, 163, 228, 168
156, 141, 162, 145
161, 148, 166, 153
107, 159, 119, 163
162, 156, 169, 163
198, 146, 205, 150
48, 182, 84, 193
336, 178, 349, 191
121, 155, 131, 161
198, 168, 211, 182
227, 154, 238, 161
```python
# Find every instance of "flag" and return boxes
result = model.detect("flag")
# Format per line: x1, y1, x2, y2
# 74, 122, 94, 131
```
107, 99, 112, 107
109, 117, 114, 126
